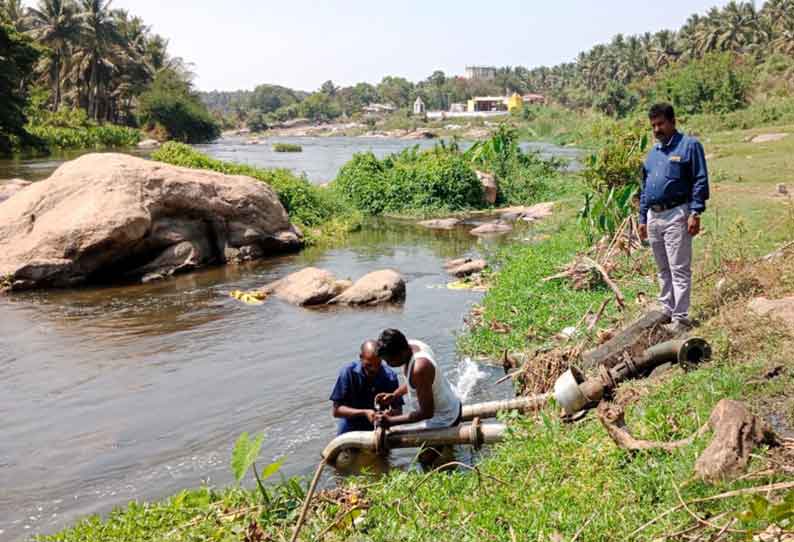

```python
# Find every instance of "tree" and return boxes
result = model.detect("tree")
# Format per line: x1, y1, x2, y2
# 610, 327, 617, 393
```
0, 0, 28, 31
320, 79, 337, 97
28, 0, 81, 111
76, 0, 124, 120
0, 21, 42, 154
138, 69, 220, 143
376, 76, 413, 108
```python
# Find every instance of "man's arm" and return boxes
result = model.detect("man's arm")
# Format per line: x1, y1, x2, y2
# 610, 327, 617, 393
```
375, 382, 408, 409
638, 163, 649, 225
381, 359, 435, 427
689, 140, 709, 215
332, 403, 376, 424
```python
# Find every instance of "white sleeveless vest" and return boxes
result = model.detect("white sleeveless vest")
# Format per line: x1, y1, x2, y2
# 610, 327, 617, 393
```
404, 340, 461, 429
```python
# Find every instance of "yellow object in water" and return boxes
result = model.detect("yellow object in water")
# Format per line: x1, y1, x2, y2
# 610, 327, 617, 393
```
230, 289, 267, 305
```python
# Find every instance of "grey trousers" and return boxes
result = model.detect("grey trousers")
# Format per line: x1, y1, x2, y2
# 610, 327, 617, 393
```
647, 203, 692, 322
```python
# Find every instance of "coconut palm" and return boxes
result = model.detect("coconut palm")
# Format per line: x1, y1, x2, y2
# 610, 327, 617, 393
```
28, 0, 82, 111
76, 0, 124, 120
1, 0, 28, 31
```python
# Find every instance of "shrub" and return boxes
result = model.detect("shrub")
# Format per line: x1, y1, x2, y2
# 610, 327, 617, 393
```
27, 124, 141, 149
334, 146, 483, 214
272, 143, 302, 152
579, 120, 648, 242
466, 124, 564, 205
152, 142, 340, 227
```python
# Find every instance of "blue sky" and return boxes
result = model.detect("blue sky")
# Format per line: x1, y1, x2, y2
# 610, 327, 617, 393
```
107, 0, 743, 92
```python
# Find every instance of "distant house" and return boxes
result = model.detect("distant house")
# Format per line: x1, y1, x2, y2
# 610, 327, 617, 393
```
413, 96, 426, 115
465, 66, 497, 81
449, 103, 466, 113
466, 96, 509, 113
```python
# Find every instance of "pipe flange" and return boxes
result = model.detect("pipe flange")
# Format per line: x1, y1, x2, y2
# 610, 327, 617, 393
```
470, 417, 483, 450
599, 365, 616, 390
374, 426, 388, 456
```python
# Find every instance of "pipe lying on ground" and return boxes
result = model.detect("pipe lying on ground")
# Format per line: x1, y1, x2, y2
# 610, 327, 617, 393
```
322, 421, 507, 463
555, 337, 712, 415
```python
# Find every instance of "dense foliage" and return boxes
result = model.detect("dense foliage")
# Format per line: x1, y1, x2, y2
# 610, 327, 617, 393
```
0, 20, 42, 154
151, 142, 342, 228
334, 146, 484, 215
138, 71, 220, 143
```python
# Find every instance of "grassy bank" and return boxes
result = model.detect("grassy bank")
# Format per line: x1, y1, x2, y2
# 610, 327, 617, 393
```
40, 123, 794, 542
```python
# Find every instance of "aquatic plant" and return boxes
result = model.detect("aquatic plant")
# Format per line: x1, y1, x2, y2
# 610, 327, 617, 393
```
231, 432, 284, 504
273, 142, 303, 152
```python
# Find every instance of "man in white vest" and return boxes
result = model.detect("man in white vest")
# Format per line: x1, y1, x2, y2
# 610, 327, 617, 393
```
373, 328, 462, 430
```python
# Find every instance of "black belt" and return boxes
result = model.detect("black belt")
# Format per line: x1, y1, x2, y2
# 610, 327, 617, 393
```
649, 197, 688, 213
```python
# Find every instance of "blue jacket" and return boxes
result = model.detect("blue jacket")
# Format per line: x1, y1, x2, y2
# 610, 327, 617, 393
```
329, 361, 404, 434
639, 131, 710, 225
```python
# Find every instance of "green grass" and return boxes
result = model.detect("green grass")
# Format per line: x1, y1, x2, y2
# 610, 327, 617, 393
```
273, 142, 303, 152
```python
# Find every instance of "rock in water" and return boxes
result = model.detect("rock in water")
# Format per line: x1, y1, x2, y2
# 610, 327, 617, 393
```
0, 179, 32, 203
259, 267, 351, 306
0, 153, 302, 290
444, 258, 487, 277
137, 139, 160, 149
418, 218, 461, 230
470, 221, 512, 236
328, 269, 406, 306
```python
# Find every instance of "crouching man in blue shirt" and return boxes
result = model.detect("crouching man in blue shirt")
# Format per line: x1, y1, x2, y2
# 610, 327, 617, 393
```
329, 340, 404, 435
638, 103, 710, 334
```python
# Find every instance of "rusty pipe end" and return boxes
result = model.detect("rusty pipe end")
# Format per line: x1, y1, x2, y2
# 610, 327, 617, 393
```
677, 337, 711, 365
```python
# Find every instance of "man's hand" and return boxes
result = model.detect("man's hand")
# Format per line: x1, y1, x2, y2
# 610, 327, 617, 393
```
375, 392, 395, 409
638, 223, 648, 240
688, 214, 701, 236
364, 409, 377, 424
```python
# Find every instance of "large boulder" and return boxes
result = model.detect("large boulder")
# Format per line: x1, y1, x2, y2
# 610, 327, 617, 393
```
328, 269, 406, 306
0, 179, 32, 204
0, 153, 302, 290
476, 171, 497, 205
259, 267, 351, 306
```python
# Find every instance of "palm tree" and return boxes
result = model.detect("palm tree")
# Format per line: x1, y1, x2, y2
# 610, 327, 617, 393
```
1, 0, 28, 31
28, 0, 81, 111
762, 0, 794, 54
75, 0, 124, 120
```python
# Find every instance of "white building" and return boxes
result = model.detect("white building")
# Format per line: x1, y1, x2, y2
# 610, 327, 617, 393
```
413, 96, 426, 115
464, 66, 497, 81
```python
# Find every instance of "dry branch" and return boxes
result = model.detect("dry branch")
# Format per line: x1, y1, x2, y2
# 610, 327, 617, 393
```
597, 402, 709, 452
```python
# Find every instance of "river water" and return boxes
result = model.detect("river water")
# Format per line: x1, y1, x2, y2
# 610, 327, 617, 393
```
0, 136, 577, 540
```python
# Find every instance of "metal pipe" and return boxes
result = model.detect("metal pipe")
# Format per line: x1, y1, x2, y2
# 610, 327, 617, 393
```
461, 393, 551, 421
322, 422, 507, 462
554, 337, 711, 415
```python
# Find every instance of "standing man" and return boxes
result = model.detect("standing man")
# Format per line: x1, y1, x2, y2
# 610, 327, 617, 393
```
329, 340, 404, 435
638, 103, 710, 333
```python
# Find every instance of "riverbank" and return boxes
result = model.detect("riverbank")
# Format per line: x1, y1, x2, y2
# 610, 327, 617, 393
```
33, 121, 794, 541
